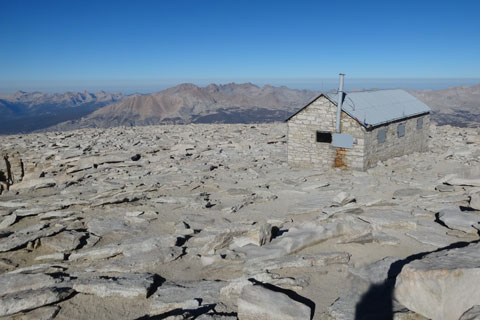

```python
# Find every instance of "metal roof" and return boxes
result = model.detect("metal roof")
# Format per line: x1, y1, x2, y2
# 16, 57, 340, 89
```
326, 89, 431, 127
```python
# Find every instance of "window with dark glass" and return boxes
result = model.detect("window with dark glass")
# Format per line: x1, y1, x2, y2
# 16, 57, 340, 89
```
417, 117, 423, 129
377, 128, 386, 143
398, 123, 405, 137
316, 131, 332, 143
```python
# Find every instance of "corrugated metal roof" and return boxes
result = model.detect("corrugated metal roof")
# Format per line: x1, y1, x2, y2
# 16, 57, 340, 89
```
325, 89, 431, 127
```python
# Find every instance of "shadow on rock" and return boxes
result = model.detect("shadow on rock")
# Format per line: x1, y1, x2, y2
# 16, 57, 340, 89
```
249, 278, 316, 320
136, 304, 237, 320
354, 240, 480, 320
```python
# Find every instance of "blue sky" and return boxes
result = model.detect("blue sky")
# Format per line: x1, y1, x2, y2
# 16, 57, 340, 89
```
1, 0, 479, 93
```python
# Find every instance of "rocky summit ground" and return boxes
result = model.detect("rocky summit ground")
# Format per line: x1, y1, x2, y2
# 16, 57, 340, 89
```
0, 123, 480, 320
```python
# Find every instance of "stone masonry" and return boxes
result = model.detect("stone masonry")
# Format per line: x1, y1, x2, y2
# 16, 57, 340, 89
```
287, 94, 430, 171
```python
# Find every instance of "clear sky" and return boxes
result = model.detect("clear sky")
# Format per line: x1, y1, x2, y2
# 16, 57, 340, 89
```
1, 0, 479, 93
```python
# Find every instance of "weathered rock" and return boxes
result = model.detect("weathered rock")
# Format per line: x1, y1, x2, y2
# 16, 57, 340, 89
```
39, 210, 78, 220
395, 242, 480, 320
86, 247, 183, 273
69, 235, 181, 261
332, 192, 355, 206
0, 287, 73, 316
9, 263, 68, 275
405, 228, 454, 248
14, 207, 51, 217
435, 184, 455, 192
0, 258, 18, 270
65, 155, 128, 174
41, 230, 87, 252
460, 306, 480, 320
444, 177, 480, 187
237, 218, 370, 262
0, 223, 65, 252
245, 252, 350, 274
0, 213, 17, 229
0, 273, 59, 296
470, 193, 480, 210
358, 209, 417, 230
330, 256, 407, 320
1, 152, 24, 186
34, 253, 66, 261
437, 208, 479, 233
0, 201, 28, 208
149, 280, 225, 315
393, 188, 423, 198
73, 273, 157, 298
86, 218, 130, 236
193, 222, 273, 255
9, 177, 56, 190
18, 305, 60, 320
221, 272, 308, 302
349, 256, 399, 284
237, 284, 311, 320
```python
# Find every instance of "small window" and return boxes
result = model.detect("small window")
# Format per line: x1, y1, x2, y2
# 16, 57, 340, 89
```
417, 117, 423, 129
377, 128, 386, 143
316, 131, 332, 143
398, 123, 405, 137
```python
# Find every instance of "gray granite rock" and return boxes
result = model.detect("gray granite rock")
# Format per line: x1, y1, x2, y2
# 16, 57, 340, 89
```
237, 284, 311, 320
332, 192, 355, 207
0, 213, 17, 229
395, 242, 480, 320
470, 193, 480, 211
73, 273, 157, 297
41, 230, 87, 252
0, 224, 65, 252
438, 208, 480, 233
0, 273, 59, 296
460, 306, 480, 320
0, 287, 73, 317
18, 306, 60, 320
149, 280, 225, 315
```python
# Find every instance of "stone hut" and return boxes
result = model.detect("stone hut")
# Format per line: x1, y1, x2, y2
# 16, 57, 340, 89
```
286, 89, 431, 170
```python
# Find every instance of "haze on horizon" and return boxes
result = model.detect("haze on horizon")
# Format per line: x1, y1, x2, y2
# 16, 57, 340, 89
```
1, 0, 479, 93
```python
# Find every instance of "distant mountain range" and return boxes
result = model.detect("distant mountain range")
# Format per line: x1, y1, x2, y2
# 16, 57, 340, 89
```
0, 83, 478, 134
0, 91, 130, 134
46, 83, 317, 131
409, 84, 480, 127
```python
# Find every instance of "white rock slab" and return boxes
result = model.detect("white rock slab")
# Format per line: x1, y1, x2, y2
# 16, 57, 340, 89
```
438, 208, 480, 233
0, 287, 73, 317
445, 177, 480, 187
0, 214, 17, 229
0, 273, 58, 296
150, 280, 224, 314
236, 218, 370, 263
245, 252, 350, 274
0, 224, 65, 252
395, 242, 480, 320
237, 284, 311, 320
332, 192, 355, 207
470, 193, 480, 210
42, 231, 86, 252
460, 306, 480, 320
18, 305, 60, 320
73, 273, 156, 298
9, 178, 56, 190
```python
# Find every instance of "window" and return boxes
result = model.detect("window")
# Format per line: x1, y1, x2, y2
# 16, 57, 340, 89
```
316, 131, 332, 143
377, 128, 386, 143
397, 123, 405, 137
417, 117, 423, 129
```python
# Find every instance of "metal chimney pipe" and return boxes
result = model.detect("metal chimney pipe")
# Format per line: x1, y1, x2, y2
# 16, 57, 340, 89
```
336, 73, 345, 133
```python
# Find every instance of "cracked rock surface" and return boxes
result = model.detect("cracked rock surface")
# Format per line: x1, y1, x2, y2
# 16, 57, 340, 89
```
0, 123, 479, 319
